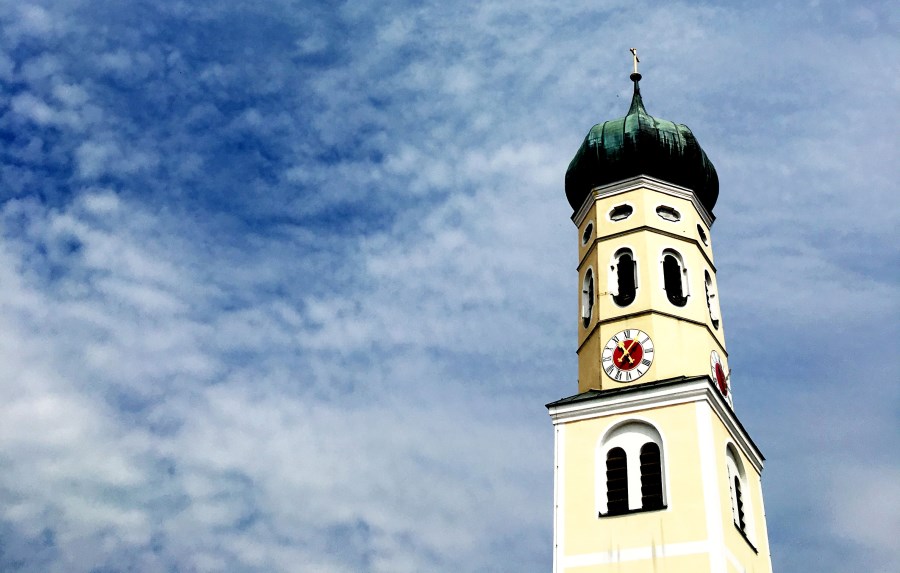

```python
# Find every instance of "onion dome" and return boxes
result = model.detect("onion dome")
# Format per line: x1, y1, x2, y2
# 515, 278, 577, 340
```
565, 73, 719, 213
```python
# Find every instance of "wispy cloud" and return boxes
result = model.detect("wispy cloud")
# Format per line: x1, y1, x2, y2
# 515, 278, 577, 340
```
0, 0, 897, 571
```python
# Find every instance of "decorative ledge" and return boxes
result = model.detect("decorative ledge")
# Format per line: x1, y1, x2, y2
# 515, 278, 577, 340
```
734, 523, 759, 554
599, 505, 668, 518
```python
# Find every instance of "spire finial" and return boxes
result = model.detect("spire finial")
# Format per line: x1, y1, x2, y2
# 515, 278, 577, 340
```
626, 48, 646, 115
629, 48, 642, 82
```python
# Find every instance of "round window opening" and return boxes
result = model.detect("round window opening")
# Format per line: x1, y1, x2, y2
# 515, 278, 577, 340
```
697, 224, 709, 245
656, 205, 681, 222
582, 222, 594, 245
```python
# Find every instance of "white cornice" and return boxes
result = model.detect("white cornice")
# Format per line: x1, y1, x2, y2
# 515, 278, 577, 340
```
547, 378, 764, 474
571, 176, 715, 230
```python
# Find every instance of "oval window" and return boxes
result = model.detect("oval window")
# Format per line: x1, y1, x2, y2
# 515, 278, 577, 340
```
697, 224, 709, 245
582, 222, 594, 246
656, 206, 681, 222
609, 204, 633, 221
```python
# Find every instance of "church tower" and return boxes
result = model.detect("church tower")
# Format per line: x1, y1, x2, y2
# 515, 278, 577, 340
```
547, 55, 773, 572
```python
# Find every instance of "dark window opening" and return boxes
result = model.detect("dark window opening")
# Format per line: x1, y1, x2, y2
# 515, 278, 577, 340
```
609, 204, 633, 221
613, 253, 637, 306
640, 443, 664, 510
582, 222, 594, 245
734, 476, 746, 531
606, 447, 629, 514
663, 254, 687, 306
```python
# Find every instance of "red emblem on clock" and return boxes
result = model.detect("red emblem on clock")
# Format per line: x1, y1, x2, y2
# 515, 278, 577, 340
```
613, 339, 644, 370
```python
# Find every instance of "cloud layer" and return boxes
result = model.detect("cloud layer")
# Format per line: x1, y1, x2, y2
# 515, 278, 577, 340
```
0, 1, 897, 571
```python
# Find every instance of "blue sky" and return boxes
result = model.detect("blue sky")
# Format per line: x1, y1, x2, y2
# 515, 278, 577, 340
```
0, 1, 897, 571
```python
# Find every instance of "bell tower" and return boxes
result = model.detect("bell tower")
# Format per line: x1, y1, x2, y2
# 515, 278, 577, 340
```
547, 54, 773, 572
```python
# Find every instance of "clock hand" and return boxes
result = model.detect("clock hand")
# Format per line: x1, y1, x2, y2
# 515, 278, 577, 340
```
617, 340, 636, 364
623, 339, 640, 364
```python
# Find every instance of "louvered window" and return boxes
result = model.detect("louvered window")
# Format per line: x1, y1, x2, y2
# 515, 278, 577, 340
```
705, 271, 720, 329
662, 252, 688, 306
605, 447, 629, 514
582, 269, 594, 328
640, 442, 664, 510
612, 251, 637, 306
734, 476, 746, 531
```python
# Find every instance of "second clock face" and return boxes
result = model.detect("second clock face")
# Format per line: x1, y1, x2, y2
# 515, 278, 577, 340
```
710, 350, 727, 396
603, 329, 654, 382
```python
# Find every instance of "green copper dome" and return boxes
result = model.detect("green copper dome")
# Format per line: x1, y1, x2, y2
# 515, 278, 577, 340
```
565, 75, 719, 213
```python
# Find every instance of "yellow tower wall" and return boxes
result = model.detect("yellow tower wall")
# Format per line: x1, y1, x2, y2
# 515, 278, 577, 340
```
550, 379, 772, 573
574, 178, 728, 394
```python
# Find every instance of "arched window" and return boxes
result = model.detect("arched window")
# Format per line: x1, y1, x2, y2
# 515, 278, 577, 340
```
705, 270, 720, 329
609, 248, 637, 306
661, 250, 688, 307
605, 448, 629, 515
640, 443, 663, 510
597, 421, 667, 516
733, 476, 746, 531
726, 445, 754, 540
581, 269, 594, 328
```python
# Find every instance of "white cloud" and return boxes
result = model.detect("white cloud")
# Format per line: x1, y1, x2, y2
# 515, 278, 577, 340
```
0, 0, 896, 571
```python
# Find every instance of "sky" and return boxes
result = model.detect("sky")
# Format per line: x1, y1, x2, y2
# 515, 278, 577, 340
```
0, 0, 897, 571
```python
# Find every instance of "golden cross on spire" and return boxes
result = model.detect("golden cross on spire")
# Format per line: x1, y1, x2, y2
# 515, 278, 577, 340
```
629, 48, 640, 75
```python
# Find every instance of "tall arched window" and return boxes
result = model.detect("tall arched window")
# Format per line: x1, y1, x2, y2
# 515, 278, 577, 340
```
581, 269, 594, 328
640, 442, 664, 510
726, 445, 754, 540
733, 476, 746, 531
661, 249, 688, 307
705, 270, 720, 329
605, 448, 629, 515
610, 249, 637, 306
597, 421, 667, 516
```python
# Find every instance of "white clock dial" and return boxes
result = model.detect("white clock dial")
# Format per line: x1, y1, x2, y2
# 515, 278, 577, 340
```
602, 329, 654, 382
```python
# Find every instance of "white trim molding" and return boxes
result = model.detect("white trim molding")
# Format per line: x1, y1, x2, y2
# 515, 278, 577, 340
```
572, 176, 715, 230
698, 402, 727, 572
562, 539, 710, 569
547, 377, 764, 474
553, 423, 565, 573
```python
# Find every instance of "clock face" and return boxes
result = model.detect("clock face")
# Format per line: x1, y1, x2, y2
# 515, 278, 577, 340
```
710, 350, 727, 396
602, 329, 654, 382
